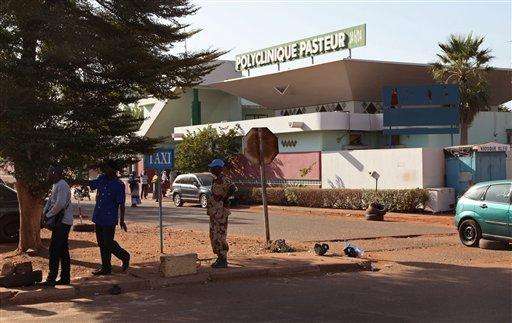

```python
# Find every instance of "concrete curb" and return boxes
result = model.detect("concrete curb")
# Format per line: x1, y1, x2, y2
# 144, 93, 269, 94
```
2, 259, 371, 306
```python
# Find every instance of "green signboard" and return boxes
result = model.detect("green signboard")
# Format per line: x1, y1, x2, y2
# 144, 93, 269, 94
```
235, 24, 366, 71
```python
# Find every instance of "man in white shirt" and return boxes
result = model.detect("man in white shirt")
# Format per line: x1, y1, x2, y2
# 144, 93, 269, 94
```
42, 166, 73, 287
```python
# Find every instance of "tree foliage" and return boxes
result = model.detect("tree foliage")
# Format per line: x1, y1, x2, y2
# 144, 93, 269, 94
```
175, 126, 242, 174
0, 0, 222, 194
430, 33, 493, 144
0, 0, 222, 250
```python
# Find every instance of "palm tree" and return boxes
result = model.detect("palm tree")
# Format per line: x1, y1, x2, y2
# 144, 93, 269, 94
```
431, 33, 493, 145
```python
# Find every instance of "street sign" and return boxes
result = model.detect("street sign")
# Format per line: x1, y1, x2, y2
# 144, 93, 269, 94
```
143, 148, 174, 254
243, 128, 278, 165
243, 128, 279, 244
144, 149, 174, 171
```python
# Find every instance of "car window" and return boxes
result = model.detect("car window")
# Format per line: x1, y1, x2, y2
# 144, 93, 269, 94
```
464, 185, 487, 200
196, 174, 213, 186
483, 184, 511, 204
191, 178, 199, 186
174, 177, 183, 184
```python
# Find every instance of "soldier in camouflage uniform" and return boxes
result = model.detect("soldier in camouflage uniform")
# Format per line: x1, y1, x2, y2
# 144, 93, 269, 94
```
207, 159, 236, 268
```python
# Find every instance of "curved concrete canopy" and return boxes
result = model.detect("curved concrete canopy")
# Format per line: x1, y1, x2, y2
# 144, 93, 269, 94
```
209, 59, 512, 109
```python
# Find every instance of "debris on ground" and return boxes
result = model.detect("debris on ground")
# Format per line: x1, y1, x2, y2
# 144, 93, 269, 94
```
268, 239, 295, 253
0, 261, 42, 288
343, 242, 364, 258
109, 284, 122, 295
313, 243, 329, 256
365, 202, 386, 221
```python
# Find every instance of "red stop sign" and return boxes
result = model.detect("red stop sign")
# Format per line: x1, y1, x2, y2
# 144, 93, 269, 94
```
243, 127, 279, 165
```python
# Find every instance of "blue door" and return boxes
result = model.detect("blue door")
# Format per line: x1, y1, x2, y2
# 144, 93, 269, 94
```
475, 152, 506, 183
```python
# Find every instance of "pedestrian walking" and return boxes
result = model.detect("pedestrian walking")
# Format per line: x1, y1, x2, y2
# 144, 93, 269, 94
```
86, 160, 130, 275
206, 159, 236, 268
140, 171, 149, 199
161, 170, 169, 197
42, 166, 73, 286
128, 172, 141, 207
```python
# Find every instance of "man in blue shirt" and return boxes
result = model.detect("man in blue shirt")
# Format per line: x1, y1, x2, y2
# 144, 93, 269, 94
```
88, 161, 130, 276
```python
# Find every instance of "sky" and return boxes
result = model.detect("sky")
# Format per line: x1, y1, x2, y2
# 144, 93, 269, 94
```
183, 0, 511, 105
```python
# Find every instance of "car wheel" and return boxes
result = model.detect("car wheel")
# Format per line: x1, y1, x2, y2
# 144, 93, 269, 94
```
458, 219, 481, 247
0, 214, 20, 243
200, 194, 208, 208
173, 194, 183, 207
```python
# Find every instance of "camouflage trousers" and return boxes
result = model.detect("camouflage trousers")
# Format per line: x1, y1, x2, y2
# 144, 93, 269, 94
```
207, 202, 230, 258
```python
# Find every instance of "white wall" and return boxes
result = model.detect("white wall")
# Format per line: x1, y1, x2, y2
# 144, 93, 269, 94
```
422, 148, 445, 187
322, 148, 444, 189
174, 112, 383, 137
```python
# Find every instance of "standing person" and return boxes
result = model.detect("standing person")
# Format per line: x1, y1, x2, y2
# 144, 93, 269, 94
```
128, 172, 140, 207
206, 159, 236, 268
140, 171, 149, 199
151, 173, 159, 202
42, 166, 73, 286
161, 170, 169, 197
87, 161, 130, 275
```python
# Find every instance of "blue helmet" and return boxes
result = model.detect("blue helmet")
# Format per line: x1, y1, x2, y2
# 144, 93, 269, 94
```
208, 159, 225, 168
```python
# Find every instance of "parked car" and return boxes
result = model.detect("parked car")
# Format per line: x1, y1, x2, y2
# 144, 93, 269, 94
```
455, 180, 511, 247
171, 173, 237, 208
0, 181, 20, 242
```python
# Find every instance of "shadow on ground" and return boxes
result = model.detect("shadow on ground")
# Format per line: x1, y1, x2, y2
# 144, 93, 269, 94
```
3, 259, 511, 322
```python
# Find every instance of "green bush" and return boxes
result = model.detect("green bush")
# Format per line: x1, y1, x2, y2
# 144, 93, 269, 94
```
239, 187, 430, 213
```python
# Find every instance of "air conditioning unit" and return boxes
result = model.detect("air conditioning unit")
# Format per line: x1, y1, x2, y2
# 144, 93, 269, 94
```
425, 187, 455, 213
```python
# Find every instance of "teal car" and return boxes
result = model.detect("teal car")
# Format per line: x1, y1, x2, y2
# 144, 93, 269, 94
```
455, 180, 511, 247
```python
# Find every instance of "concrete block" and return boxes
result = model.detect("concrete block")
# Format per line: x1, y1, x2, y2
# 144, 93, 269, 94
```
160, 253, 198, 278
8, 285, 76, 305
0, 287, 17, 304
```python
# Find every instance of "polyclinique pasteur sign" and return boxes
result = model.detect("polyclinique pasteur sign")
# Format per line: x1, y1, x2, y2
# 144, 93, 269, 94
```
235, 24, 366, 71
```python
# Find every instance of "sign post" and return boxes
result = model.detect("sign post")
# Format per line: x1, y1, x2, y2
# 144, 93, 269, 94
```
243, 127, 278, 245
144, 148, 174, 253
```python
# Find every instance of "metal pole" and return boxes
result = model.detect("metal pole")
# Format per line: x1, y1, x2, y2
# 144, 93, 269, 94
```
157, 170, 164, 253
258, 129, 271, 244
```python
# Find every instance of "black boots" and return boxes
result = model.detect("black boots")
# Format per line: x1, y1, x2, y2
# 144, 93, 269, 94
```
92, 268, 112, 276
122, 254, 130, 272
211, 256, 228, 268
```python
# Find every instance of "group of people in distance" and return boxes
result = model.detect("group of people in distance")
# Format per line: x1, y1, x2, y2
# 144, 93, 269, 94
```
41, 159, 234, 287
128, 170, 171, 207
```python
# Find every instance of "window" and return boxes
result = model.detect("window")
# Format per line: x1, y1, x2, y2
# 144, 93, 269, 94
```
464, 185, 487, 200
484, 184, 511, 204
197, 174, 214, 186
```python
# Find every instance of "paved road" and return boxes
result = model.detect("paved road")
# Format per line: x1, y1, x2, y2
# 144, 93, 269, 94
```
78, 201, 453, 242
3, 262, 511, 322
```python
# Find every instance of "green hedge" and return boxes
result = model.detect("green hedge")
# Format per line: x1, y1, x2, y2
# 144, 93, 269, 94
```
237, 187, 429, 213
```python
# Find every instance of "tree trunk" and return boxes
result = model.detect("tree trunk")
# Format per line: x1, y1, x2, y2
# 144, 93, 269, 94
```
15, 180, 43, 252
460, 123, 469, 145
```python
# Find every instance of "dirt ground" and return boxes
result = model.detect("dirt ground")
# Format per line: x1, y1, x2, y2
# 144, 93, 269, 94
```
0, 223, 307, 281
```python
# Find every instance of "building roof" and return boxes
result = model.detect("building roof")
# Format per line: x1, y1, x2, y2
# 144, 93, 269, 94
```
208, 59, 512, 109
